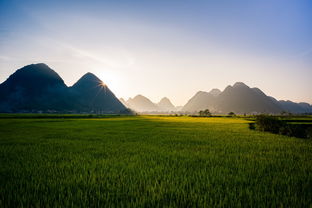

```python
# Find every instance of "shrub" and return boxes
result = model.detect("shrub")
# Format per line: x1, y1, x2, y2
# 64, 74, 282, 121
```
255, 115, 285, 134
306, 127, 312, 139
254, 115, 312, 139
228, 112, 236, 117
248, 123, 256, 130
279, 125, 294, 137
199, 109, 211, 117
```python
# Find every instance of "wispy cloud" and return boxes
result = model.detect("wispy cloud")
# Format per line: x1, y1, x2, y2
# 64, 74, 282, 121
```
56, 42, 135, 69
0, 55, 13, 61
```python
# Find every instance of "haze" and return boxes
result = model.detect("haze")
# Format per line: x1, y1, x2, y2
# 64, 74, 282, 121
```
0, 0, 311, 105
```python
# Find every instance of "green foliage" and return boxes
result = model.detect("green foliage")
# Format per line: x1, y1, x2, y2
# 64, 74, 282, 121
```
255, 115, 286, 133
199, 109, 211, 117
248, 123, 256, 130
228, 112, 236, 117
255, 115, 312, 138
307, 127, 312, 139
0, 116, 311, 207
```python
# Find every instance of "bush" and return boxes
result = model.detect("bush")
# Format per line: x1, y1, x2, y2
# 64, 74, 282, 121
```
228, 112, 236, 117
279, 125, 293, 137
255, 115, 285, 134
248, 123, 256, 130
288, 125, 307, 138
254, 115, 312, 139
199, 109, 211, 117
306, 127, 312, 139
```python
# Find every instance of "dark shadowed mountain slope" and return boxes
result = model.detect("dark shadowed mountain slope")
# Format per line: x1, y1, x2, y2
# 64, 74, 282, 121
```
0, 63, 69, 112
157, 97, 176, 111
70, 73, 126, 113
278, 100, 312, 114
182, 82, 285, 114
127, 95, 159, 112
182, 91, 216, 112
216, 82, 282, 114
0, 64, 127, 113
182, 88, 223, 112
209, 88, 221, 96
269, 97, 312, 114
298, 102, 312, 112
119, 98, 128, 107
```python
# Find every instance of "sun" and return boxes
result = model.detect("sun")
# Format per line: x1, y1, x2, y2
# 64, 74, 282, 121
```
98, 81, 107, 88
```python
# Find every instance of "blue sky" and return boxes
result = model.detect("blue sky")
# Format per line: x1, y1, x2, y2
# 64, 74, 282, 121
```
0, 0, 311, 105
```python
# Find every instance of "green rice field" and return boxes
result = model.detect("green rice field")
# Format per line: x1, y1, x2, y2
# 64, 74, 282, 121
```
0, 115, 311, 207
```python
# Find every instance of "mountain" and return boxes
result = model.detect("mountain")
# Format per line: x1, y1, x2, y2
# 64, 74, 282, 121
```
127, 95, 159, 112
278, 100, 312, 114
216, 82, 282, 114
269, 97, 312, 114
182, 82, 297, 114
123, 96, 177, 112
1, 65, 310, 114
209, 88, 221, 96
182, 91, 216, 112
0, 63, 127, 113
157, 97, 176, 111
119, 98, 128, 107
182, 88, 223, 112
0, 63, 69, 112
70, 73, 126, 113
298, 102, 312, 112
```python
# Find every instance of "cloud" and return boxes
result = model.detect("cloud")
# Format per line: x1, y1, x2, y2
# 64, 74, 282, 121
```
0, 55, 12, 61
55, 42, 135, 69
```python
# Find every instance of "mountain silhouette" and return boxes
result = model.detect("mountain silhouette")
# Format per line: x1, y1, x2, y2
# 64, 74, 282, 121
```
278, 100, 312, 114
298, 102, 312, 112
182, 82, 311, 114
127, 95, 159, 112
182, 91, 216, 112
124, 95, 178, 112
216, 82, 282, 113
209, 88, 221, 96
119, 98, 128, 107
1, 64, 310, 114
157, 97, 176, 111
70, 72, 125, 113
0, 63, 70, 112
0, 64, 127, 113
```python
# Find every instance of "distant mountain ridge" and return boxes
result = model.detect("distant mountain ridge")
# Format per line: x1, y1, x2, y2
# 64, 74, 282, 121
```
0, 63, 127, 113
120, 95, 177, 112
182, 82, 312, 114
1, 64, 310, 114
157, 97, 176, 111
127, 95, 159, 112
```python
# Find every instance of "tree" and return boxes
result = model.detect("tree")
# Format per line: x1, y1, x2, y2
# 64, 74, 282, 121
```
281, 111, 288, 116
199, 109, 211, 117
228, 112, 235, 117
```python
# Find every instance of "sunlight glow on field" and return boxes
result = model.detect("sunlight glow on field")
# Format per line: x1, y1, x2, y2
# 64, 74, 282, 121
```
0, 115, 311, 207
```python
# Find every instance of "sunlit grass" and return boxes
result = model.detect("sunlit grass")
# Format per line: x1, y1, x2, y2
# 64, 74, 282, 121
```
0, 116, 311, 207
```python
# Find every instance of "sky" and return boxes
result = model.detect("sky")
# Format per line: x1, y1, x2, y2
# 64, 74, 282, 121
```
0, 0, 311, 106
